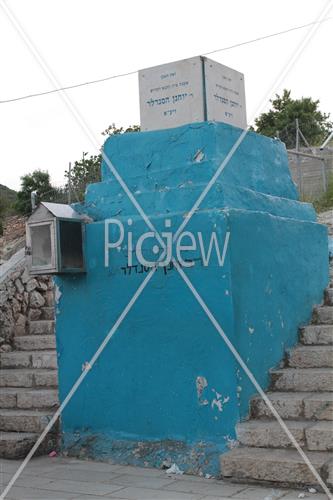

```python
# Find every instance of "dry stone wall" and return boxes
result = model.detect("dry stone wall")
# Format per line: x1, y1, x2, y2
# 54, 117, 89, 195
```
0, 262, 54, 352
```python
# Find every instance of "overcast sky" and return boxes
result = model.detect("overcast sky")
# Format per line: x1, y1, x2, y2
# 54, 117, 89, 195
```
0, 0, 332, 191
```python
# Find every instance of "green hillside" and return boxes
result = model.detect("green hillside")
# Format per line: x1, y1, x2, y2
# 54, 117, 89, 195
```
0, 185, 18, 233
0, 184, 17, 211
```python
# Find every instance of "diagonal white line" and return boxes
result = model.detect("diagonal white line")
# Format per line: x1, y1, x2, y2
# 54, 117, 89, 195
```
173, 0, 333, 243
0, 4, 167, 497
0, 266, 157, 500
172, 259, 333, 499
0, 0, 166, 252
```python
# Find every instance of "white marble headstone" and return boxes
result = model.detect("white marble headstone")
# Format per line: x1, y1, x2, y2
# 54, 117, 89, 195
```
139, 56, 246, 131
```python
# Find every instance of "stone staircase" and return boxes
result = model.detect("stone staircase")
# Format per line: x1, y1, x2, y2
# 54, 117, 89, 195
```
0, 306, 59, 459
221, 261, 333, 490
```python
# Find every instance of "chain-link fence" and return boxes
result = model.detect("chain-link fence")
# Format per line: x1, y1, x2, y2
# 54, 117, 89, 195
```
288, 147, 333, 199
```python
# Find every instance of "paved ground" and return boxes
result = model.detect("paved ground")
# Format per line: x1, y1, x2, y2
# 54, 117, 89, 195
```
0, 456, 328, 500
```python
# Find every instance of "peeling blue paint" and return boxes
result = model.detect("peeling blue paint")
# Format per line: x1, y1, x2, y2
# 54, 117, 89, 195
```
56, 121, 328, 475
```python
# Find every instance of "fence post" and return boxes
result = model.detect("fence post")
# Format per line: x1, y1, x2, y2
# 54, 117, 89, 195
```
295, 118, 303, 197
67, 162, 72, 205
30, 191, 37, 211
321, 158, 328, 193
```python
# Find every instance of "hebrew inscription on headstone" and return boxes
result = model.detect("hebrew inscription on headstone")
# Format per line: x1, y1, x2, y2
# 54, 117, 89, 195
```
139, 56, 246, 131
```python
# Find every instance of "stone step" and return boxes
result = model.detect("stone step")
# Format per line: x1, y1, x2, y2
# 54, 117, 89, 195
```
251, 392, 333, 421
306, 421, 333, 451
0, 369, 58, 388
270, 368, 333, 392
313, 305, 333, 325
325, 288, 333, 306
220, 447, 332, 487
0, 388, 59, 409
251, 392, 306, 420
0, 432, 57, 459
236, 419, 333, 451
0, 409, 56, 433
14, 335, 56, 351
237, 420, 307, 449
303, 393, 333, 421
41, 306, 55, 320
287, 345, 333, 368
0, 350, 57, 369
300, 325, 333, 345
29, 320, 54, 335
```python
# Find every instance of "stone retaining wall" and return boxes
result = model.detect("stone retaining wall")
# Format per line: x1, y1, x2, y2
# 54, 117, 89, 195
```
0, 261, 54, 352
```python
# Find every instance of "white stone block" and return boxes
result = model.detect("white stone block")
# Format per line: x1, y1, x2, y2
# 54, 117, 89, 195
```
139, 56, 246, 131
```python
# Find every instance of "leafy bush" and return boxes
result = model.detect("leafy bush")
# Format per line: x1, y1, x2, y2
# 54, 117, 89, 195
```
313, 175, 333, 213
15, 170, 56, 215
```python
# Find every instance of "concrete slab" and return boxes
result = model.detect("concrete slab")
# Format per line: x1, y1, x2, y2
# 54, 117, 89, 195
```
0, 456, 328, 500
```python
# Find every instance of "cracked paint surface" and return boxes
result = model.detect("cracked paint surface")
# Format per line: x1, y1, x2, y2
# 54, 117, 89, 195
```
55, 121, 328, 475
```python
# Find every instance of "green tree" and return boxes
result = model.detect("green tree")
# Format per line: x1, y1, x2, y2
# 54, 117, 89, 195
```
15, 170, 56, 214
65, 152, 102, 202
101, 123, 140, 136
254, 90, 332, 148
65, 123, 140, 201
